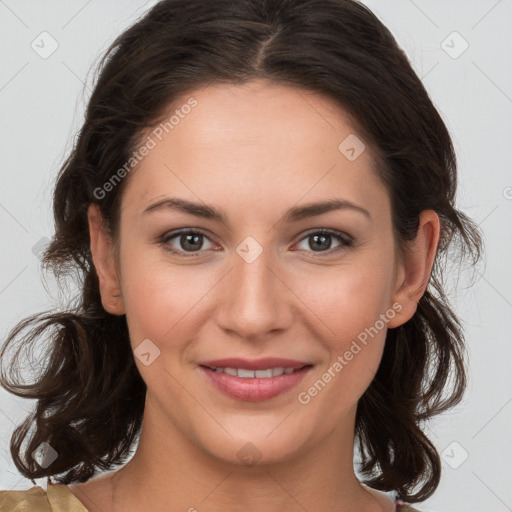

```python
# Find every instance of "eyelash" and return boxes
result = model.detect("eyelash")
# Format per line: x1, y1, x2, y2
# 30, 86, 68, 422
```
157, 228, 354, 258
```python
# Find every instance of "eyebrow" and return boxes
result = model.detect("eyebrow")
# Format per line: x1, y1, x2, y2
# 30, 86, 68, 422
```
143, 196, 371, 223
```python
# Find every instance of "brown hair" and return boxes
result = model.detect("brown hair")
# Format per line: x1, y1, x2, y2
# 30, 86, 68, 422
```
1, 0, 482, 503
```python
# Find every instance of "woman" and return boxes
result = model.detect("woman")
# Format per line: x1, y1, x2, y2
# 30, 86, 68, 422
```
0, 0, 482, 510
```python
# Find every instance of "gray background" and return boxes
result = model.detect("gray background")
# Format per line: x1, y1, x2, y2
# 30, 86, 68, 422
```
1, 1, 511, 511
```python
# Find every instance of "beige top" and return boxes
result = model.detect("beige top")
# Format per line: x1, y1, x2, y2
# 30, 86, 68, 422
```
0, 482, 420, 511
0, 482, 88, 511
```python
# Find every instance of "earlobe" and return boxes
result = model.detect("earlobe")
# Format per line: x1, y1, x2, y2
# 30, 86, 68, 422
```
386, 210, 441, 329
87, 204, 126, 315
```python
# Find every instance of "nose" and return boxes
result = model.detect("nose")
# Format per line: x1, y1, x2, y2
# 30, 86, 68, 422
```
215, 242, 294, 342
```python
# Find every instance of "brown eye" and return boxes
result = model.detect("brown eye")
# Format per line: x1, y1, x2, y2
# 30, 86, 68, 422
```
159, 229, 217, 257
177, 232, 204, 251
295, 229, 353, 255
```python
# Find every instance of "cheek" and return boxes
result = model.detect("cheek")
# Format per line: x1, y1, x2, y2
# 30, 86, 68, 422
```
117, 240, 223, 356
120, 262, 196, 344
293, 253, 396, 393
296, 255, 396, 342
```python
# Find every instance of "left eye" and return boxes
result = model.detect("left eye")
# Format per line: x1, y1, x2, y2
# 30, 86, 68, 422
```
159, 229, 353, 257
294, 229, 353, 254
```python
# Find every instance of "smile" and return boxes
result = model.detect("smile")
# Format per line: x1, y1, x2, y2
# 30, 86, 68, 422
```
198, 358, 313, 401
205, 367, 301, 378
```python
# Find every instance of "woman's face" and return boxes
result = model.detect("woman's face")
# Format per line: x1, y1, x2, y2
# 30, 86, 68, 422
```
92, 79, 421, 467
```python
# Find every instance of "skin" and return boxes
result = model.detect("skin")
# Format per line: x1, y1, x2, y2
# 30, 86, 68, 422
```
68, 79, 440, 512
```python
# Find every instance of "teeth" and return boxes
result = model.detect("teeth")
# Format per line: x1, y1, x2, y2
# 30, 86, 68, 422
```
255, 369, 273, 378
210, 367, 299, 378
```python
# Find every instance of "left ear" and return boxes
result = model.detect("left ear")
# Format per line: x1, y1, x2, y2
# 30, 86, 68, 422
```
386, 209, 441, 328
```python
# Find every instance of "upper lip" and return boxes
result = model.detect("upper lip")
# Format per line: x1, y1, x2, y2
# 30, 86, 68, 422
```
199, 357, 311, 371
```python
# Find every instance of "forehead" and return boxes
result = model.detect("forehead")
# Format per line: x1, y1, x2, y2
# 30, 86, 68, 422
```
164, 79, 360, 151
120, 80, 389, 223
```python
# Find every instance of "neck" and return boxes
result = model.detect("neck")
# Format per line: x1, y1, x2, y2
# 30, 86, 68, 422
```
102, 397, 393, 512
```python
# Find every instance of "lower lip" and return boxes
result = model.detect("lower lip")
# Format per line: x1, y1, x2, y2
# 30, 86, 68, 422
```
200, 366, 312, 402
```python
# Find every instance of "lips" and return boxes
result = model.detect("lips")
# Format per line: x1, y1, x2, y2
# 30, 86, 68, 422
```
198, 357, 313, 402
199, 357, 309, 371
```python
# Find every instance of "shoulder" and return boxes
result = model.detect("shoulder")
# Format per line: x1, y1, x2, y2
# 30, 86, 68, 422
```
0, 483, 89, 511
396, 503, 423, 511
0, 486, 50, 511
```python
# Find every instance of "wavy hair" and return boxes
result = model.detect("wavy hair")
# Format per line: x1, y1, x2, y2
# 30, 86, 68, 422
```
1, 0, 482, 502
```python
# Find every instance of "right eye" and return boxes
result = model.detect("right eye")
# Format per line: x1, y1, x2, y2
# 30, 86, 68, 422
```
158, 229, 220, 258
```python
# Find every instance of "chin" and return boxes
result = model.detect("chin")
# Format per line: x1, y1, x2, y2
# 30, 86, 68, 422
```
192, 425, 312, 470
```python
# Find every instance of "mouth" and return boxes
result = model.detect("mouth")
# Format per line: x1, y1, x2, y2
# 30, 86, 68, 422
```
202, 366, 305, 378
198, 358, 313, 402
